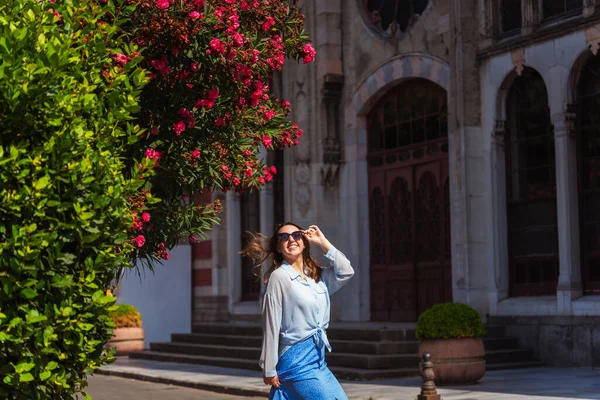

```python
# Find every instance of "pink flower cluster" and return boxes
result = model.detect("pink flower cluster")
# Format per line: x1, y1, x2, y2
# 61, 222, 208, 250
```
194, 88, 219, 110
302, 43, 316, 64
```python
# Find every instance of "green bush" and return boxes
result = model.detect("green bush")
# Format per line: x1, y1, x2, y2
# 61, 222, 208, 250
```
0, 0, 147, 398
111, 304, 142, 329
415, 303, 486, 340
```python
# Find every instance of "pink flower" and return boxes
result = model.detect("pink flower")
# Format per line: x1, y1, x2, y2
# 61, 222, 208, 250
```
191, 62, 199, 72
173, 121, 186, 135
240, 1, 249, 11
152, 126, 159, 135
209, 38, 226, 55
142, 212, 151, 223
207, 88, 219, 101
262, 135, 273, 148
113, 53, 129, 66
163, 251, 170, 260
191, 149, 201, 159
156, 0, 170, 9
244, 149, 252, 157
258, 176, 265, 184
270, 166, 277, 174
215, 118, 225, 126
145, 148, 161, 159
302, 43, 316, 64
189, 11, 200, 19
222, 165, 229, 172
134, 235, 146, 248
245, 168, 253, 178
231, 32, 244, 47
233, 177, 241, 186
189, 235, 196, 243
262, 16, 275, 31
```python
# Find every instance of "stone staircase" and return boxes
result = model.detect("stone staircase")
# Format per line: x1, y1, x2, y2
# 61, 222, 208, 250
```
129, 322, 543, 380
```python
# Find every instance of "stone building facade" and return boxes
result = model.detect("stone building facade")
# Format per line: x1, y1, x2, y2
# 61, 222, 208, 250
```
192, 0, 600, 367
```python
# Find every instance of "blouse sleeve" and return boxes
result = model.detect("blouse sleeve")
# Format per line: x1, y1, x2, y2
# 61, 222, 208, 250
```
322, 246, 354, 296
259, 275, 284, 377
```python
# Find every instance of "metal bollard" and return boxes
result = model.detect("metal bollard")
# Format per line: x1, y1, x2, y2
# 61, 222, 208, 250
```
417, 353, 441, 400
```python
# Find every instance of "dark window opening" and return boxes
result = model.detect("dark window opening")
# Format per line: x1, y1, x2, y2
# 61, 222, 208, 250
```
577, 54, 600, 294
505, 68, 558, 296
502, 0, 522, 34
543, 0, 583, 20
367, 78, 447, 153
365, 0, 429, 35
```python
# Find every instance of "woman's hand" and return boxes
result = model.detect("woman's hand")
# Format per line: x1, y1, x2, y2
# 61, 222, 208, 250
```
264, 375, 281, 388
303, 225, 332, 253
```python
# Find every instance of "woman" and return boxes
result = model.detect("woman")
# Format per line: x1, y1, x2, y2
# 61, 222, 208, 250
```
241, 222, 354, 400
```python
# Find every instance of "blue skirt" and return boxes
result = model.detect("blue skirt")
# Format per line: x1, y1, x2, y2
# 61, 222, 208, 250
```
269, 334, 348, 400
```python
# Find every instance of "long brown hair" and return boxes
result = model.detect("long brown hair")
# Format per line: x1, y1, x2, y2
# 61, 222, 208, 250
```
240, 222, 323, 284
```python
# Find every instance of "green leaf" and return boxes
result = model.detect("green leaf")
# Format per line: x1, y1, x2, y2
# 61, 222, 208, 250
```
21, 288, 37, 299
19, 373, 34, 382
33, 176, 50, 190
45, 361, 58, 371
39, 371, 51, 381
14, 363, 35, 373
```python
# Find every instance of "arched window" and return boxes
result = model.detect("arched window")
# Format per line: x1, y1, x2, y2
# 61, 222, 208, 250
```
367, 78, 447, 153
577, 55, 600, 295
505, 68, 558, 297
364, 0, 429, 36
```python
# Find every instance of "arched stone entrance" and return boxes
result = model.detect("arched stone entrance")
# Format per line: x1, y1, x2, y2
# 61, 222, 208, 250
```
346, 54, 453, 322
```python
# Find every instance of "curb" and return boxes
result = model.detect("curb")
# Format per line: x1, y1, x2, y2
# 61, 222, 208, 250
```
96, 368, 269, 398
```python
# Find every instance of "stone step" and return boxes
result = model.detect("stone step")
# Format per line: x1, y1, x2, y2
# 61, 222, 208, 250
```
172, 333, 420, 354
330, 365, 419, 381
485, 349, 533, 364
174, 332, 520, 356
130, 350, 260, 372
483, 336, 519, 351
151, 342, 261, 360
151, 342, 419, 369
486, 360, 544, 371
326, 352, 419, 369
192, 322, 414, 342
129, 351, 420, 380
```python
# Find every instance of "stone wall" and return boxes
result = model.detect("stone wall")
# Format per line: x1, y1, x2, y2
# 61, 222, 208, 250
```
193, 295, 229, 323
489, 316, 600, 368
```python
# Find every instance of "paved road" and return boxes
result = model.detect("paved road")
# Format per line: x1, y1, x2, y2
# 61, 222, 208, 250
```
83, 375, 258, 400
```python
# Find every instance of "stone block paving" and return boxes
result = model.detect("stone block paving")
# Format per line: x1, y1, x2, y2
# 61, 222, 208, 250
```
99, 358, 600, 400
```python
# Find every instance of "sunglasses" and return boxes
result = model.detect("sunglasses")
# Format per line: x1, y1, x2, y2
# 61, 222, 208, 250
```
277, 231, 304, 242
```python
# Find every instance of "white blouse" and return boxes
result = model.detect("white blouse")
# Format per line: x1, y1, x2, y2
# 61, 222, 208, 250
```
259, 246, 354, 377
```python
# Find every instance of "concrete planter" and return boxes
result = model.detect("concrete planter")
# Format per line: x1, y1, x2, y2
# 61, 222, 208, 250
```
418, 338, 486, 385
106, 327, 145, 356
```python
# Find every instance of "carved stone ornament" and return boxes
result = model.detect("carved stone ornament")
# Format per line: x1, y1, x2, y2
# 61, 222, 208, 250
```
321, 73, 344, 186
492, 119, 506, 143
586, 24, 600, 56
511, 48, 525, 76
294, 184, 311, 216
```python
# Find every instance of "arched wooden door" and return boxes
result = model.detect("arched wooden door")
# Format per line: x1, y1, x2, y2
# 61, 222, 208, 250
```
368, 78, 452, 322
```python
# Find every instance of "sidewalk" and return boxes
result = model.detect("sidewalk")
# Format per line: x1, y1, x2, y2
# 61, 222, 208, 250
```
97, 358, 600, 400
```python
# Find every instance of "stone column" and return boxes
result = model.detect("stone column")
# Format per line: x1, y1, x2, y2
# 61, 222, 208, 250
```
226, 191, 242, 313
258, 182, 274, 301
487, 120, 509, 314
553, 105, 582, 314
521, 0, 540, 36
584, 0, 597, 17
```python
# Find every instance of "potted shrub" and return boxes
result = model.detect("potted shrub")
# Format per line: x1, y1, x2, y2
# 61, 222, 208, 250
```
106, 304, 145, 356
416, 302, 486, 385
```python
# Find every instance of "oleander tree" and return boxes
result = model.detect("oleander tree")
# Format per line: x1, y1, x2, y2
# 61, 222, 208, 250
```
123, 0, 315, 268
0, 0, 313, 398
